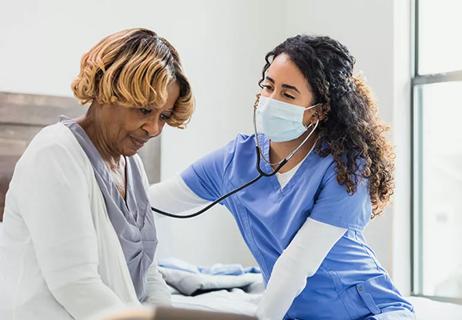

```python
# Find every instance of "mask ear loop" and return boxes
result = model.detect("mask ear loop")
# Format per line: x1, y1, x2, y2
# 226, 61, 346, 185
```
303, 102, 323, 127
253, 95, 321, 166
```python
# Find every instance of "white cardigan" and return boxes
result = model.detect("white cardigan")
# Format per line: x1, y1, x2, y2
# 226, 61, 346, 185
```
0, 123, 169, 320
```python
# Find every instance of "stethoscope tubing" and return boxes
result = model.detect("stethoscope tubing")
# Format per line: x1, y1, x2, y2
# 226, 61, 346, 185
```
151, 100, 318, 219
150, 147, 287, 219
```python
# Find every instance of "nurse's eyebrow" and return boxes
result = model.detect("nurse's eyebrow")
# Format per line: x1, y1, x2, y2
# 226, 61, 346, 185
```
266, 76, 300, 93
281, 83, 300, 93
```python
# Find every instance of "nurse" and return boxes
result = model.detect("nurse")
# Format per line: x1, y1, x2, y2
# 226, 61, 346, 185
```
149, 35, 414, 319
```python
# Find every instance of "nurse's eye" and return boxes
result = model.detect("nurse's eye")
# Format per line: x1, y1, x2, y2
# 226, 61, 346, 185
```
139, 108, 153, 115
261, 84, 273, 91
284, 93, 295, 99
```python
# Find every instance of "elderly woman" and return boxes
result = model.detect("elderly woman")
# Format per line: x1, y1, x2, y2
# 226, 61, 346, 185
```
0, 28, 194, 319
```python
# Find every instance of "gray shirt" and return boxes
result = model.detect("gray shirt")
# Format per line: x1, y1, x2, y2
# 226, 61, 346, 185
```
62, 118, 157, 302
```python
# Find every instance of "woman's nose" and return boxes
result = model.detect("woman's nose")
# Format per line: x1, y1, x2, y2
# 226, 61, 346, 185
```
142, 116, 161, 137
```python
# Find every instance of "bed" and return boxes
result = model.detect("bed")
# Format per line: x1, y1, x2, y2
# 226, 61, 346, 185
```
171, 295, 462, 319
1, 221, 460, 318
156, 258, 462, 320
167, 274, 462, 319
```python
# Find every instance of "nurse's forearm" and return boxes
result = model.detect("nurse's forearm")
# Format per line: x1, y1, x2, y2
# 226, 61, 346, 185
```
256, 253, 308, 320
148, 175, 209, 215
256, 218, 346, 320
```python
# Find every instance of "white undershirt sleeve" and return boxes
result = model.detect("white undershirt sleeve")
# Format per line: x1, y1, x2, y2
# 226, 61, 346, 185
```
148, 175, 209, 215
256, 218, 347, 320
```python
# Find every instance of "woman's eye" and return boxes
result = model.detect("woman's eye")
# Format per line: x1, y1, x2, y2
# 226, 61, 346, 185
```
160, 113, 171, 121
139, 108, 152, 115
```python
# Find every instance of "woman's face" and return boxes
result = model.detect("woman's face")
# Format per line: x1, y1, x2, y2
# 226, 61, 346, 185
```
97, 81, 180, 157
260, 53, 317, 125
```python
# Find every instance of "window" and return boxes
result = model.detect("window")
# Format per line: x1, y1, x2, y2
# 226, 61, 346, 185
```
412, 0, 462, 303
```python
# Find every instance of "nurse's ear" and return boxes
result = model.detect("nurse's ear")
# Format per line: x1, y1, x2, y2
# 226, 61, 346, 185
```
303, 102, 329, 127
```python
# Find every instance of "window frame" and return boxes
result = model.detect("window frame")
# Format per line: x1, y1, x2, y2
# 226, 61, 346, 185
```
411, 0, 462, 304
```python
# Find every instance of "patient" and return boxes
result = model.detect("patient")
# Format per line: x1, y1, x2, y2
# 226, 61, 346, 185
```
0, 28, 194, 319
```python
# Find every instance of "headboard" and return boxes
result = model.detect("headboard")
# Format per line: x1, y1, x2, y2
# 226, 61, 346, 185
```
0, 92, 161, 221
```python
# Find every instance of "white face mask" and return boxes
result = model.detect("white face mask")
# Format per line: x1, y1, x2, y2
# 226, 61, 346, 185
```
255, 96, 320, 142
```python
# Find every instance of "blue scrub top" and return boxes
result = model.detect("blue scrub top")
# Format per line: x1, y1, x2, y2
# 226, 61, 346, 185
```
181, 134, 413, 320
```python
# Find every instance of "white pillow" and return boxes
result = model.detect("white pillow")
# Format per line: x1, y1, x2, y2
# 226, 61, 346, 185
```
408, 296, 462, 320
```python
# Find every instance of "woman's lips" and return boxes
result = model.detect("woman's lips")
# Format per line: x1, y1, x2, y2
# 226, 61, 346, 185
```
130, 136, 148, 149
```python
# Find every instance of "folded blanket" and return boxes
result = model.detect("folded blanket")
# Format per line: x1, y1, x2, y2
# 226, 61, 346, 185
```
159, 257, 260, 275
158, 258, 264, 296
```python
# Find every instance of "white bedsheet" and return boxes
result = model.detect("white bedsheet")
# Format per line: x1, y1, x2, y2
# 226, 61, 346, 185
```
171, 288, 260, 315
408, 296, 462, 320
171, 288, 462, 319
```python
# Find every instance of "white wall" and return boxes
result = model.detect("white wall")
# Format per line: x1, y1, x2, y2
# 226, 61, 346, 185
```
157, 0, 287, 266
0, 0, 413, 287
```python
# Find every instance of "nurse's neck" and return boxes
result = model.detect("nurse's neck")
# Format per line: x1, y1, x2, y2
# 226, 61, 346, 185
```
269, 131, 318, 174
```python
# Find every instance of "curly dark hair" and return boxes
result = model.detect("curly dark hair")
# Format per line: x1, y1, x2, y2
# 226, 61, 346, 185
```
259, 35, 395, 216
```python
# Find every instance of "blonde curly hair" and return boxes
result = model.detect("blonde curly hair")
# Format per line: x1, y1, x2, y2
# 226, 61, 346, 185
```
71, 28, 194, 128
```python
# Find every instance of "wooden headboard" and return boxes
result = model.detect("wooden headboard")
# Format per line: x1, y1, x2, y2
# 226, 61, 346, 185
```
0, 92, 161, 221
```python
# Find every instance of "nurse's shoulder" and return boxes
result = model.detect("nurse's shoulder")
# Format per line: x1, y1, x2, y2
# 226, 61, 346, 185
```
313, 153, 370, 194
221, 133, 260, 168
309, 153, 372, 230
229, 133, 258, 155
202, 133, 258, 170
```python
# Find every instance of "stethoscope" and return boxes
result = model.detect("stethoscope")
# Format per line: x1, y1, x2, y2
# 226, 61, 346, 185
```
151, 96, 320, 219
